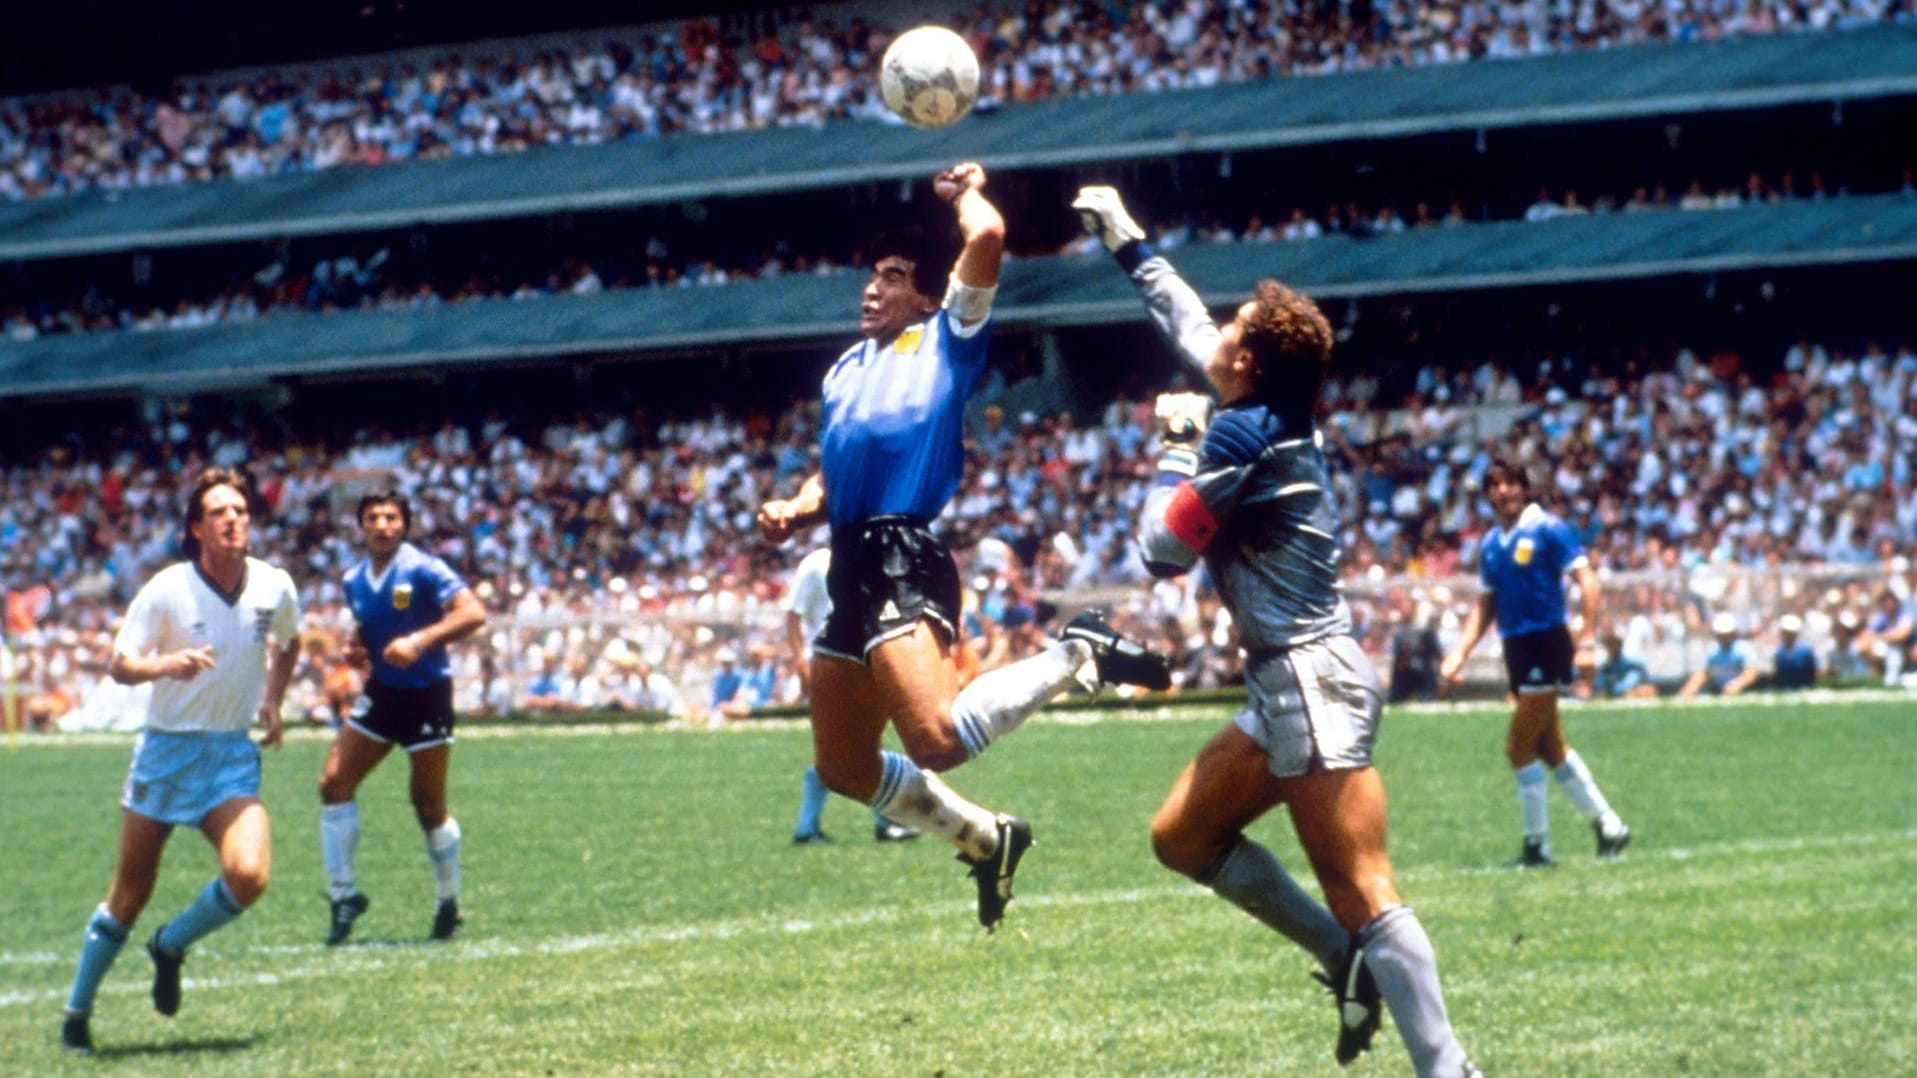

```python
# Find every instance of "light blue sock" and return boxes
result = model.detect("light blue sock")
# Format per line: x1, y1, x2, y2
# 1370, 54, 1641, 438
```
156, 877, 245, 955
795, 766, 828, 837
65, 905, 129, 1015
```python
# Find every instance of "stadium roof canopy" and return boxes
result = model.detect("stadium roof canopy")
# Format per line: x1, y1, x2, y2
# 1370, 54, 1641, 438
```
4, 194, 1914, 399
1, 25, 1912, 261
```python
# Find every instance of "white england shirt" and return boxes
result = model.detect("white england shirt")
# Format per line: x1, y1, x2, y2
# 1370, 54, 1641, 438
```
112, 558, 301, 733
784, 548, 834, 652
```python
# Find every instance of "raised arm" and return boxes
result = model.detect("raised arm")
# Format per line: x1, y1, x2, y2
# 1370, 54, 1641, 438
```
934, 162, 1005, 329
1073, 185, 1220, 390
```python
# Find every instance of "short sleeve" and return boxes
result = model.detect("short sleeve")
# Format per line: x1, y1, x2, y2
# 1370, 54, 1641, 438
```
1549, 516, 1586, 570
114, 580, 162, 658
422, 555, 468, 609
273, 572, 301, 640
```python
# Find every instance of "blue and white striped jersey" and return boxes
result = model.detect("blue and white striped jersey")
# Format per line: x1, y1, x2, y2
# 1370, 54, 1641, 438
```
820, 308, 990, 530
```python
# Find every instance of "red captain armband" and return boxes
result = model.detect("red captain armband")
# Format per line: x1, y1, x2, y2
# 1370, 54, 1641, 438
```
1164, 482, 1219, 551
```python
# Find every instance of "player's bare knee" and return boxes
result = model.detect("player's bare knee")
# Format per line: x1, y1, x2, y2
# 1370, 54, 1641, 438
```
224, 863, 269, 906
411, 797, 447, 830
319, 774, 357, 804
106, 882, 154, 925
1540, 734, 1569, 767
813, 759, 877, 802
899, 727, 967, 773
1147, 818, 1208, 879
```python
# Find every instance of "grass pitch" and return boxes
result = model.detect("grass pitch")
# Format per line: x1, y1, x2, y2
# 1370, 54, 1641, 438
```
4, 698, 1913, 1075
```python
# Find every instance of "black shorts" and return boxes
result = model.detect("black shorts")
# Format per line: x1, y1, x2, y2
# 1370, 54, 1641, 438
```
347, 678, 457, 751
816, 516, 960, 663
1501, 626, 1576, 695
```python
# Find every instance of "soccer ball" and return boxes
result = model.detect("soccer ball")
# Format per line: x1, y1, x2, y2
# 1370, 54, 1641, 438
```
879, 26, 980, 129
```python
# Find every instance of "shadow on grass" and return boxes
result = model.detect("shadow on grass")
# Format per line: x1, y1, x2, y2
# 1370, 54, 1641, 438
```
330, 936, 457, 950
95, 1033, 260, 1059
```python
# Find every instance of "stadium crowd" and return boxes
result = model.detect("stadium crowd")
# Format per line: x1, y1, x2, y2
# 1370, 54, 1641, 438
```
1, 0, 1905, 201
8, 162, 1911, 343
4, 329, 1915, 733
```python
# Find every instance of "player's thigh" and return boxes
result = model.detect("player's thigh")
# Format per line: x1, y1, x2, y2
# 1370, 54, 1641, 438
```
201, 796, 272, 900
105, 810, 175, 922
1507, 690, 1565, 766
320, 722, 395, 800
1283, 767, 1401, 930
1151, 724, 1285, 876
407, 743, 453, 827
809, 652, 889, 791
868, 623, 965, 766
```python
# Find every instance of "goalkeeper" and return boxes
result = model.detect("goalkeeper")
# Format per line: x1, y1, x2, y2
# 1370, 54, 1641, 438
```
1073, 187, 1478, 1077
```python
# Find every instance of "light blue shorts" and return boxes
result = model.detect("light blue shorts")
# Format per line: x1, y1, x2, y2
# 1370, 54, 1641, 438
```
122, 729, 261, 827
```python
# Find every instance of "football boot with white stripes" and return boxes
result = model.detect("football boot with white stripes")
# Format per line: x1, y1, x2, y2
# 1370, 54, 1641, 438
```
1062, 612, 1171, 691
960, 814, 1033, 933
1313, 939, 1382, 1066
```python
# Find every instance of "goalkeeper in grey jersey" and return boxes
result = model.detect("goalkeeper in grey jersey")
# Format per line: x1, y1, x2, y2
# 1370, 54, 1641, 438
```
1075, 187, 1478, 1078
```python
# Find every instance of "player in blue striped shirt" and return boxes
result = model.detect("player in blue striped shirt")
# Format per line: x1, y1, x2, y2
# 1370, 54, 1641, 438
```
758, 163, 1168, 932
318, 491, 487, 945
1442, 459, 1631, 867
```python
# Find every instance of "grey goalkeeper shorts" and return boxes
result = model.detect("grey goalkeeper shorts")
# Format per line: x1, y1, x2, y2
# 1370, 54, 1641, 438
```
1234, 634, 1382, 778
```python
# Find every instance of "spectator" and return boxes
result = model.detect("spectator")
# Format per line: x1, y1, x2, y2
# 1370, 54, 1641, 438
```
1679, 613, 1761, 696
1770, 613, 1818, 690
1861, 589, 1914, 685
1386, 605, 1442, 703
1591, 626, 1658, 699
1824, 610, 1875, 684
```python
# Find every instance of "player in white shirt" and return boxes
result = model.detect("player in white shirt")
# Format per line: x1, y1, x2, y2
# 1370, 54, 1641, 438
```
61, 468, 300, 1055
784, 548, 919, 844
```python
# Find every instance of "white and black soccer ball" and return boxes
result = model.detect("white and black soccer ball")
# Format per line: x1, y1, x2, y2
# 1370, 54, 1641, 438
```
879, 26, 980, 129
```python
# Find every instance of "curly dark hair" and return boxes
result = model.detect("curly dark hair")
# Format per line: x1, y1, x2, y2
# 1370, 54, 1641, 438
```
1240, 278, 1333, 406
867, 226, 954, 298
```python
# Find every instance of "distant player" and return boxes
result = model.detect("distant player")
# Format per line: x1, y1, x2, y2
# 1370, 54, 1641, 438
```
318, 490, 487, 944
784, 547, 920, 844
61, 468, 300, 1054
1076, 185, 1478, 1076
1441, 459, 1632, 867
757, 162, 1168, 931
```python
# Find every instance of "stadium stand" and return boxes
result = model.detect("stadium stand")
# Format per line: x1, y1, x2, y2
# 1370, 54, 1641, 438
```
4, 320, 1914, 730
4, 0, 1915, 732
2, 5, 1909, 206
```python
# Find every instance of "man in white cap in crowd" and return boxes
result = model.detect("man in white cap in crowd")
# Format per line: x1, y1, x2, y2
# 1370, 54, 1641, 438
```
1679, 612, 1761, 696
1769, 614, 1818, 691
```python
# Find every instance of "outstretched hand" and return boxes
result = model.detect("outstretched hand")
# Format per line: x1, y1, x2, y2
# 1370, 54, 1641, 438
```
934, 161, 987, 202
1072, 185, 1147, 251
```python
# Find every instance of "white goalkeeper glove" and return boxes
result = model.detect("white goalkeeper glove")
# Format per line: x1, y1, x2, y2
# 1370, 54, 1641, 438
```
1154, 392, 1214, 477
1072, 185, 1147, 252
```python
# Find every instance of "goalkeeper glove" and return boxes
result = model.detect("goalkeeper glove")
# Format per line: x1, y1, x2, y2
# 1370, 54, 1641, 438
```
1072, 186, 1146, 252
1154, 392, 1214, 477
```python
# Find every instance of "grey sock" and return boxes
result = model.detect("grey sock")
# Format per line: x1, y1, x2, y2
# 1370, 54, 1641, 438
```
1200, 837, 1347, 971
1360, 905, 1472, 1078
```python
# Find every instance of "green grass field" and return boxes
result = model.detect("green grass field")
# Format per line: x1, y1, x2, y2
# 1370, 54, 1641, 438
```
4, 698, 1914, 1076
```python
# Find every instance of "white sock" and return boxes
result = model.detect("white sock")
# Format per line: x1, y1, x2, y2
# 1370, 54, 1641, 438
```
1552, 751, 1622, 836
425, 817, 462, 903
1514, 762, 1549, 849
321, 801, 360, 902
1360, 906, 1473, 1078
1200, 838, 1347, 971
869, 751, 1000, 860
952, 640, 1094, 758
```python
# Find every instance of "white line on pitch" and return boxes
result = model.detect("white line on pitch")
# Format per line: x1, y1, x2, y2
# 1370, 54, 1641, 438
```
4, 826, 1911, 1008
